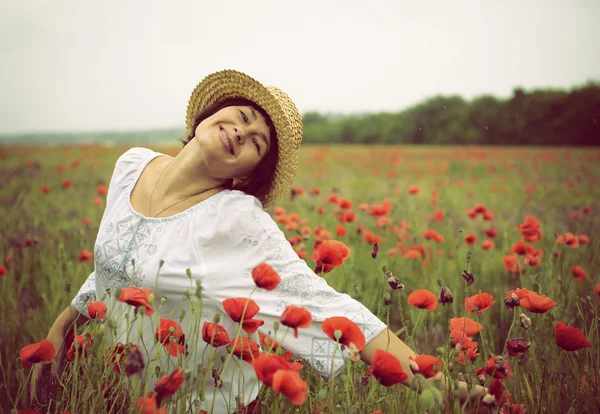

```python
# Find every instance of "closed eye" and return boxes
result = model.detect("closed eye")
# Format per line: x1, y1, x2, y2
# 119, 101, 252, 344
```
240, 110, 249, 124
254, 138, 261, 156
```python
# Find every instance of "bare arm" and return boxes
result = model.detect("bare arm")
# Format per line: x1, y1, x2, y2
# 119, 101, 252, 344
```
30, 305, 90, 402
361, 329, 487, 406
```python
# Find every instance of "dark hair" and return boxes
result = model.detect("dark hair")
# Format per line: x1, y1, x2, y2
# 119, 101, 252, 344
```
179, 97, 279, 201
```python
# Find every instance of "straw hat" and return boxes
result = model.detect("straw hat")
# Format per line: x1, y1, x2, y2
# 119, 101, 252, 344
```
185, 69, 303, 208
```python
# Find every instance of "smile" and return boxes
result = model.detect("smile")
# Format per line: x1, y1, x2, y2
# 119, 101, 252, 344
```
219, 127, 234, 156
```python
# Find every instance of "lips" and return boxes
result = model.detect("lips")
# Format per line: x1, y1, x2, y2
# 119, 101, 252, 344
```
219, 127, 234, 155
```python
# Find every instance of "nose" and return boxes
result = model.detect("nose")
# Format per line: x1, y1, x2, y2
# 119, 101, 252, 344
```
233, 127, 246, 144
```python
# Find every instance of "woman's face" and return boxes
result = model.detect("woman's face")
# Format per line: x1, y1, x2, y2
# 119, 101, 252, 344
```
193, 105, 272, 182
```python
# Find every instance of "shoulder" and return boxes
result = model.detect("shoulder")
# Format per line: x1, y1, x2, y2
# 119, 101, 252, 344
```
115, 147, 157, 168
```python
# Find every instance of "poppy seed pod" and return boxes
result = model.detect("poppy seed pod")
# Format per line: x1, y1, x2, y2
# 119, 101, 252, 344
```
387, 276, 403, 290
519, 314, 532, 330
439, 286, 454, 304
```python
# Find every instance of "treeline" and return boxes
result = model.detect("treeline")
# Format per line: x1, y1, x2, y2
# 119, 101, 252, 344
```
303, 82, 600, 146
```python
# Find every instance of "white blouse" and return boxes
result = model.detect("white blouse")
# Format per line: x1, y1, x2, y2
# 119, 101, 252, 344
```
71, 147, 386, 413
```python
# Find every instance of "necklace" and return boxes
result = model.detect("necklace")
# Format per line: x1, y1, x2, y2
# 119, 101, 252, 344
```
148, 160, 220, 218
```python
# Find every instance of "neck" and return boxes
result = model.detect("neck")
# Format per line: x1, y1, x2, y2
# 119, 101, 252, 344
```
155, 145, 227, 204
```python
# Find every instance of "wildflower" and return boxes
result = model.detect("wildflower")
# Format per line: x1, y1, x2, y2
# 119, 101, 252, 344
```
407, 289, 438, 310
124, 346, 145, 376
423, 229, 444, 243
449, 317, 483, 336
465, 234, 477, 246
252, 263, 281, 291
280, 305, 312, 338
338, 197, 352, 209
449, 330, 477, 350
461, 270, 475, 286
97, 183, 107, 196
465, 293, 496, 315
519, 290, 556, 313
555, 322, 592, 351
515, 216, 542, 243
481, 240, 495, 250
62, 179, 72, 188
368, 349, 408, 386
407, 185, 420, 195
484, 227, 497, 238
223, 297, 260, 322
66, 333, 93, 361
387, 276, 403, 291
439, 286, 453, 304
252, 354, 302, 387
571, 265, 586, 282
93, 197, 103, 206
519, 314, 531, 330
595, 283, 600, 298
134, 395, 166, 414
506, 338, 530, 356
229, 337, 261, 363
41, 185, 50, 194
272, 369, 308, 405
504, 293, 520, 310
311, 239, 351, 273
87, 301, 107, 320
322, 316, 366, 350
19, 339, 56, 369
202, 322, 229, 347
155, 318, 186, 357
503, 255, 518, 271
578, 234, 590, 245
78, 249, 93, 263
155, 368, 185, 404
106, 342, 139, 374
478, 355, 512, 379
0, 265, 7, 277
408, 354, 443, 378
433, 209, 445, 222
371, 243, 379, 259
336, 225, 347, 237
456, 344, 480, 364
118, 287, 154, 316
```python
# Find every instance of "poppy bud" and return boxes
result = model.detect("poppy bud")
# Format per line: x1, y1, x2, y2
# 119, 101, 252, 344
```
387, 276, 403, 290
371, 243, 379, 259
438, 286, 454, 304
477, 374, 487, 385
383, 291, 391, 306
461, 270, 475, 286
419, 387, 442, 410
519, 314, 532, 330
506, 338, 530, 356
186, 268, 192, 278
504, 293, 520, 310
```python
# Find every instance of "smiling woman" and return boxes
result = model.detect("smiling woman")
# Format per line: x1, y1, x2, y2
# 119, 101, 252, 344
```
29, 70, 486, 413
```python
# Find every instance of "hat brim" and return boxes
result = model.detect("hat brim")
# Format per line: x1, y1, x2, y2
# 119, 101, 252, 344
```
185, 70, 302, 208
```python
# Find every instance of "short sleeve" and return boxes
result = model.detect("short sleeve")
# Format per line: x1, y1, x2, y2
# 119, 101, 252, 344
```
105, 147, 156, 208
70, 272, 97, 320
200, 192, 387, 378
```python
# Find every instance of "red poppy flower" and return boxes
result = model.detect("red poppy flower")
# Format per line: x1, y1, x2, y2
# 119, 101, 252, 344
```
66, 333, 93, 361
155, 318, 186, 357
506, 338, 530, 356
515, 216, 542, 243
407, 290, 438, 310
223, 297, 260, 322
571, 265, 586, 282
311, 240, 351, 274
456, 344, 479, 364
368, 349, 409, 387
594, 283, 600, 298
41, 185, 50, 194
449, 317, 483, 337
449, 330, 477, 350
519, 290, 556, 314
202, 322, 229, 347
407, 185, 420, 195
465, 233, 477, 246
252, 353, 302, 387
87, 301, 107, 320
280, 305, 312, 338
118, 287, 154, 316
322, 316, 366, 350
78, 249, 93, 263
252, 263, 281, 291
465, 293, 496, 315
272, 369, 308, 405
409, 354, 443, 378
229, 337, 261, 363
154, 368, 185, 403
96, 183, 107, 196
259, 333, 281, 352
483, 356, 513, 379
336, 225, 348, 237
555, 322, 592, 351
134, 395, 167, 414
242, 318, 265, 334
481, 240, 495, 250
19, 339, 56, 369
0, 265, 7, 277
106, 342, 139, 374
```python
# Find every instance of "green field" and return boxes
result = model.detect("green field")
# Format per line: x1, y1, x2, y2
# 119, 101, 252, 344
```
1, 144, 598, 413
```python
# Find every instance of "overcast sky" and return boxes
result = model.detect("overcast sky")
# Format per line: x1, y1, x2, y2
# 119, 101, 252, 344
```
1, 0, 598, 134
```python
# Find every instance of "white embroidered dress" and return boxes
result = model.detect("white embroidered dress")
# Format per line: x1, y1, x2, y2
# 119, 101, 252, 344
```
71, 147, 387, 413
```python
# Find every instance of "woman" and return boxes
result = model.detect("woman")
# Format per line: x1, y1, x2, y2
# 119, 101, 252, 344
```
31, 70, 486, 412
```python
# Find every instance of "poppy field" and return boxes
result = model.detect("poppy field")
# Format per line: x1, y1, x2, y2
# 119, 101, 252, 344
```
0, 144, 599, 414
